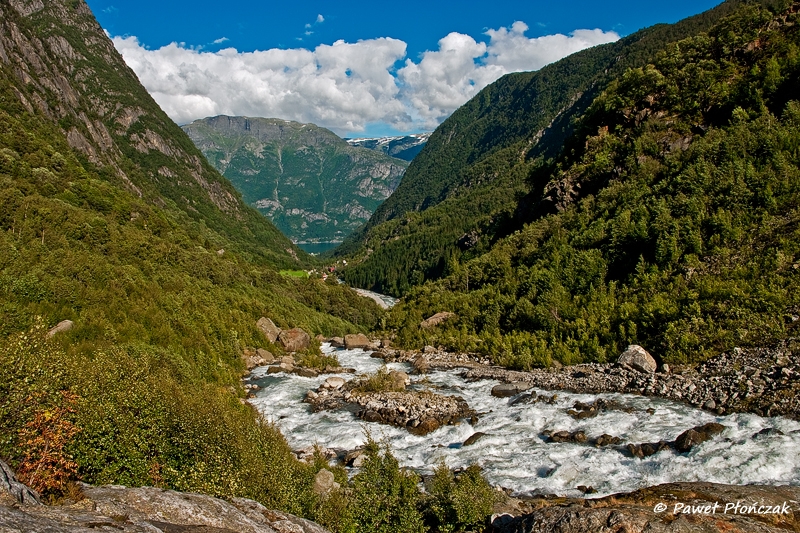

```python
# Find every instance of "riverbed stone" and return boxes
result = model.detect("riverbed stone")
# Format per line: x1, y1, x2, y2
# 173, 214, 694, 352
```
344, 333, 371, 349
279, 328, 311, 352
674, 422, 726, 452
463, 432, 487, 446
329, 336, 345, 347
491, 382, 532, 398
323, 377, 346, 389
617, 345, 657, 373
256, 317, 281, 343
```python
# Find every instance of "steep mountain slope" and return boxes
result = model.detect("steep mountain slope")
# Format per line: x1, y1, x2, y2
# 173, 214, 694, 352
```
0, 0, 382, 509
183, 116, 408, 244
345, 133, 431, 162
387, 1, 800, 367
339, 0, 786, 296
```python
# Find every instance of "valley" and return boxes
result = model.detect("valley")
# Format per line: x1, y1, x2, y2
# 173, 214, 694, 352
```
1, 0, 800, 532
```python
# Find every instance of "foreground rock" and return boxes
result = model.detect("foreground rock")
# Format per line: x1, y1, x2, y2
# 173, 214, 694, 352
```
0, 461, 329, 533
493, 481, 799, 533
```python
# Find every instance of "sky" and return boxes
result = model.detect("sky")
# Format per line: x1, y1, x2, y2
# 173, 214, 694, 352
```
86, 0, 723, 137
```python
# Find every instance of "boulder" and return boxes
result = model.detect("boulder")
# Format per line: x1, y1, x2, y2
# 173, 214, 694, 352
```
344, 333, 371, 349
312, 469, 339, 496
420, 312, 455, 329
674, 422, 725, 452
410, 418, 440, 435
256, 317, 282, 343
617, 345, 657, 373
281, 355, 296, 366
46, 319, 73, 338
345, 449, 367, 468
295, 368, 319, 378
329, 337, 345, 347
279, 328, 311, 352
323, 377, 346, 389
388, 370, 410, 390
463, 432, 487, 446
491, 382, 532, 398
256, 348, 275, 364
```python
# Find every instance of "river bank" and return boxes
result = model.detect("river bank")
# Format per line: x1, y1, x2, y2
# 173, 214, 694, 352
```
375, 341, 800, 420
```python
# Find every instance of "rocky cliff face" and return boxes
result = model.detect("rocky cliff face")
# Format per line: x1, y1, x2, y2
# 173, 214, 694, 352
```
182, 116, 409, 244
0, 0, 298, 264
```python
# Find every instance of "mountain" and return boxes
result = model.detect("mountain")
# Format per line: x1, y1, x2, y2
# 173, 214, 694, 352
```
381, 0, 800, 367
0, 0, 382, 510
345, 133, 431, 162
337, 0, 786, 296
182, 116, 408, 244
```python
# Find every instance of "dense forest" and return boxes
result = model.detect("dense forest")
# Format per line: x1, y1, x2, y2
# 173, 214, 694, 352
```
385, 1, 800, 369
338, 0, 790, 298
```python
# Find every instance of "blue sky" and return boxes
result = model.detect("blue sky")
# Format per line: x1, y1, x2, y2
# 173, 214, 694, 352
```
86, 0, 722, 137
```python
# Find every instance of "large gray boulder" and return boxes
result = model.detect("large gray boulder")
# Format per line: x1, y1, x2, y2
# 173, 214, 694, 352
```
278, 328, 311, 352
256, 317, 282, 343
617, 345, 657, 373
344, 333, 372, 349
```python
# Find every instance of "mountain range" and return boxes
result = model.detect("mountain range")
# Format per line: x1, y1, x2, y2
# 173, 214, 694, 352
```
345, 133, 431, 162
183, 116, 409, 244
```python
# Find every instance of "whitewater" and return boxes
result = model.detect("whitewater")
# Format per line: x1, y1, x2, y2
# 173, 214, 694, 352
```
248, 344, 800, 498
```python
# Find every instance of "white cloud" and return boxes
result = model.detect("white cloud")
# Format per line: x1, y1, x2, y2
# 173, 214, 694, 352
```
113, 22, 618, 134
212, 37, 229, 45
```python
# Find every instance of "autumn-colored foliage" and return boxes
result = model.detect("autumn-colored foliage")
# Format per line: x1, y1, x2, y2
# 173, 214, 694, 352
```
16, 391, 80, 496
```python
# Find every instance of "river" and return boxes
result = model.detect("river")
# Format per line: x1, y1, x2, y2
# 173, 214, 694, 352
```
247, 344, 800, 498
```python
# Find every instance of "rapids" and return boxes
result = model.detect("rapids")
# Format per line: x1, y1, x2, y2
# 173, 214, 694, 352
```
248, 344, 800, 497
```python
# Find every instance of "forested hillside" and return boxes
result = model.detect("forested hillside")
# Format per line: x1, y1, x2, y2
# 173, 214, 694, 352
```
339, 0, 788, 297
387, 1, 800, 367
183, 116, 408, 244
0, 0, 382, 510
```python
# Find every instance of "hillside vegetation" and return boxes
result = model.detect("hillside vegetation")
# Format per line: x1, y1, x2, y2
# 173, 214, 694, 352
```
183, 116, 408, 244
0, 0, 384, 513
339, 0, 788, 297
387, 1, 800, 368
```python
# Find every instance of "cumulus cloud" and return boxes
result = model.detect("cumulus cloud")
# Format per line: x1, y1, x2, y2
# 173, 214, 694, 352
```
113, 22, 618, 134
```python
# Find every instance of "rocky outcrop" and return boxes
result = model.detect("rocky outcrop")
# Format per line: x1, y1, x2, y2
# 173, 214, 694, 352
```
278, 328, 310, 352
673, 422, 725, 452
304, 375, 475, 435
617, 345, 657, 373
0, 460, 330, 533
492, 482, 800, 533
1, 460, 40, 505
256, 317, 282, 343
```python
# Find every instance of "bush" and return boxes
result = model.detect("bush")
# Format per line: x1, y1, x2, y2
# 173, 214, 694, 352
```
423, 463, 497, 533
